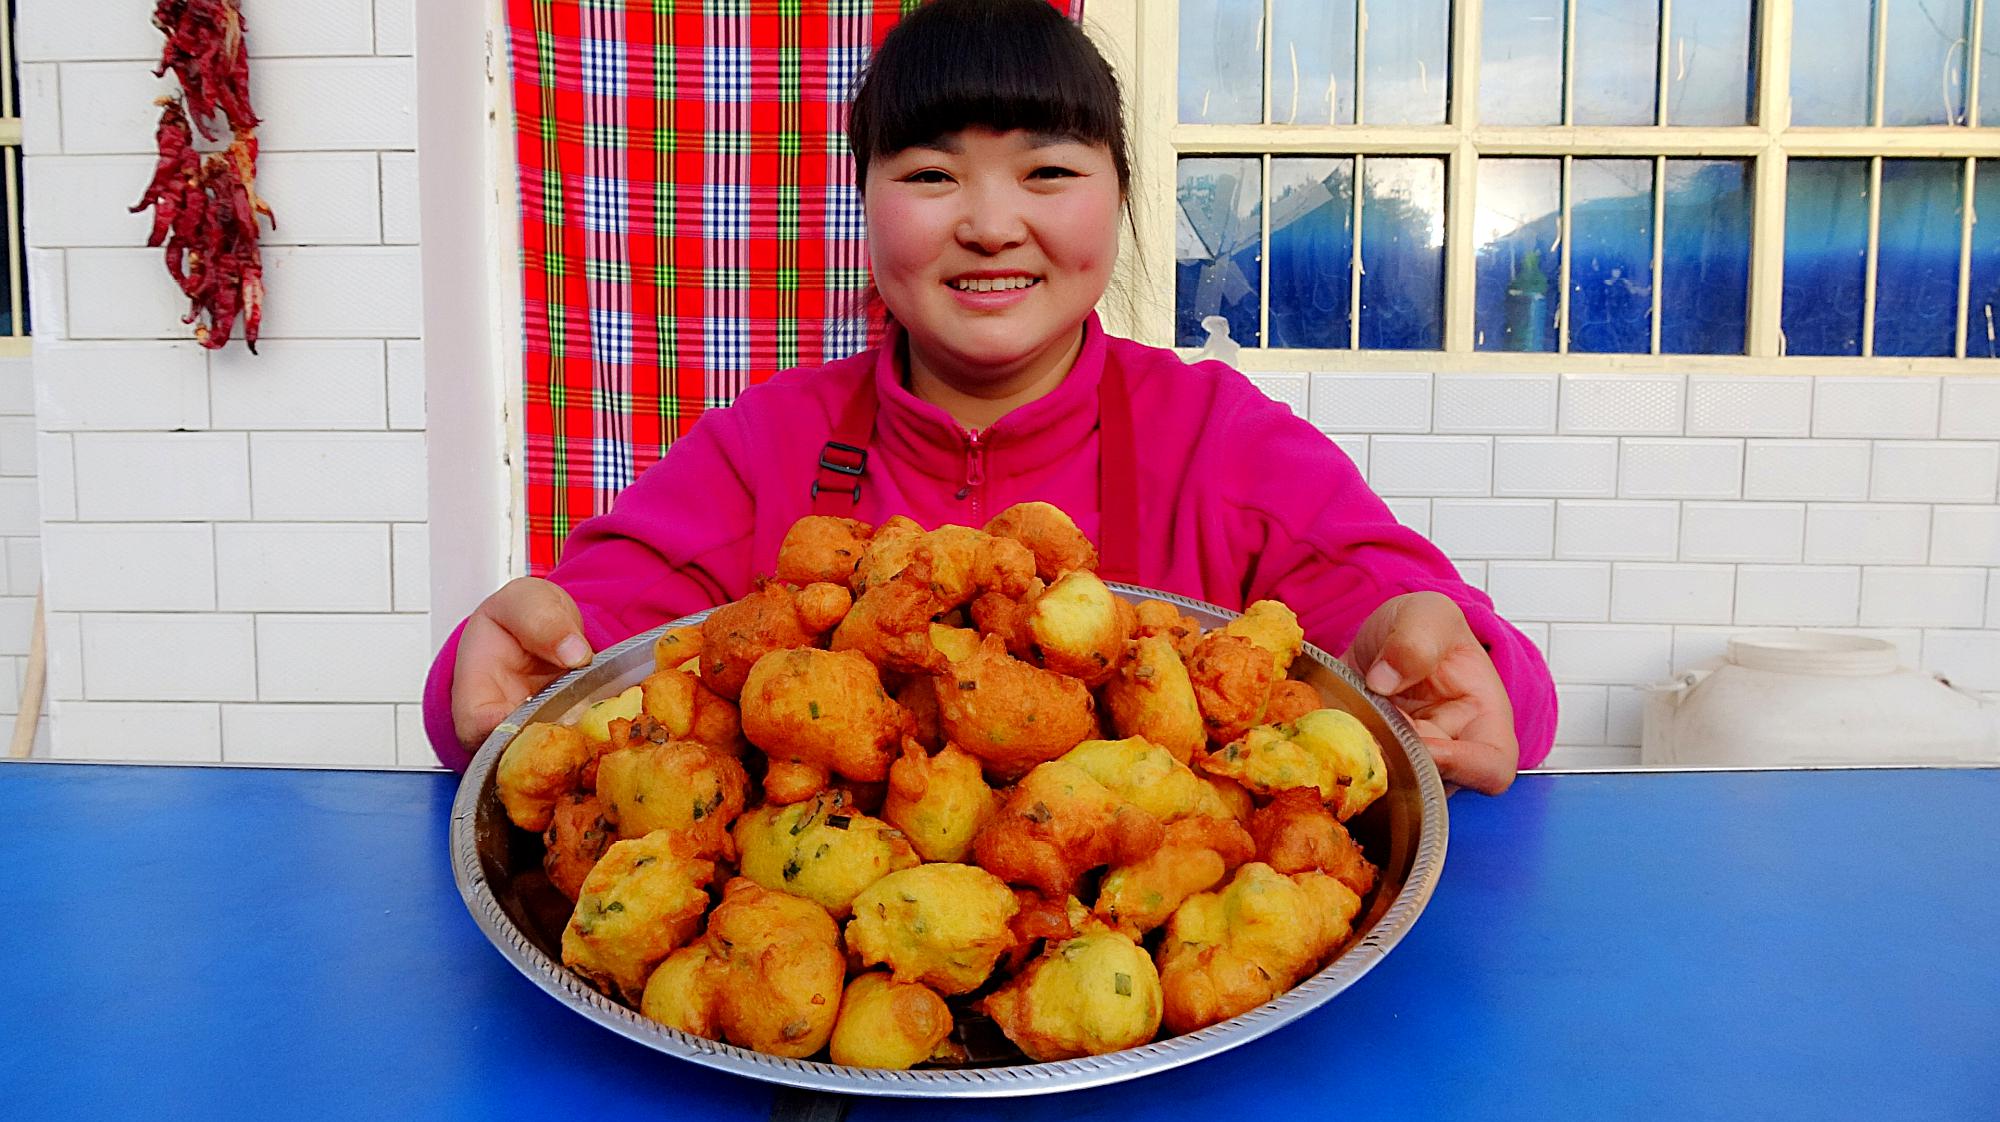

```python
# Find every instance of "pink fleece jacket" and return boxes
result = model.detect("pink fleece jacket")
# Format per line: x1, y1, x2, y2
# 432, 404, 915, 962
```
424, 316, 1556, 771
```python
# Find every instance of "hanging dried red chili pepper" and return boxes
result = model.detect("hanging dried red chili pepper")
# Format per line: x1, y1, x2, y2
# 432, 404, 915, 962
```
132, 0, 272, 352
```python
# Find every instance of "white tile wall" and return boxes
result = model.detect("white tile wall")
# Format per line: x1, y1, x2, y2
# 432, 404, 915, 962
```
1494, 438, 1619, 497
1734, 566, 1863, 626
1686, 376, 1813, 437
1803, 504, 1931, 565
395, 704, 436, 768
1743, 440, 1871, 501
1940, 379, 2000, 439
210, 342, 389, 430
215, 524, 393, 612
1870, 443, 2000, 504
1621, 439, 1743, 499
1932, 507, 2000, 566
254, 614, 430, 703
1610, 564, 1735, 624
41, 524, 216, 611
1369, 436, 1490, 496
1486, 561, 1612, 622
1554, 501, 1678, 561
1680, 502, 1805, 563
1433, 374, 1557, 434
222, 703, 399, 767
1384, 498, 1430, 534
250, 433, 427, 520
1560, 374, 1683, 435
1430, 500, 1555, 559
80, 613, 258, 702
1813, 378, 1940, 439
1858, 567, 1989, 628
1310, 373, 1431, 433
1922, 630, 2000, 691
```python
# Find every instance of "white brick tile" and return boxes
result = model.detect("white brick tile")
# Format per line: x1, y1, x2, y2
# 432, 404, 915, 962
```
1670, 625, 1739, 672
392, 523, 430, 612
42, 524, 216, 612
1493, 438, 1618, 498
1992, 572, 2000, 628
1685, 376, 1813, 437
1931, 506, 2000, 566
1921, 630, 2000, 691
395, 704, 439, 768
1620, 439, 1743, 499
45, 610, 83, 701
1939, 378, 2000, 439
1382, 499, 1431, 536
0, 418, 35, 476
19, 64, 62, 157
1605, 687, 1645, 746
255, 153, 386, 246
210, 341, 388, 430
7, 539, 41, 598
1802, 504, 1931, 565
1452, 559, 1488, 589
31, 436, 69, 522
33, 342, 210, 431
1505, 620, 1549, 658
1812, 377, 1940, 439
1430, 499, 1555, 559
1743, 440, 1870, 501
255, 614, 430, 703
1433, 374, 1558, 434
64, 249, 193, 340
1310, 372, 1431, 433
1871, 442, 2000, 504
73, 433, 250, 521
54, 61, 178, 155
1553, 685, 1608, 745
255, 58, 417, 151
1327, 435, 1368, 476
1611, 563, 1736, 624
1369, 437, 1490, 496
1859, 567, 1989, 628
1485, 561, 1612, 622
1560, 373, 1683, 435
0, 356, 35, 416
243, 0, 376, 57
0, 658, 21, 714
2, 476, 45, 536
216, 523, 392, 612
0, 597, 36, 656
1554, 501, 1679, 561
258, 247, 424, 339
0, 551, 12, 602
1245, 372, 1309, 419
1680, 502, 1805, 563
221, 703, 398, 767
1734, 566, 1862, 626
81, 613, 257, 701
24, 155, 156, 246
377, 0, 416, 55
48, 701, 222, 763
1548, 624, 1674, 684
381, 151, 421, 244
27, 249, 68, 340
387, 341, 425, 429
251, 433, 426, 520
17, 2, 161, 61
1538, 745, 1642, 769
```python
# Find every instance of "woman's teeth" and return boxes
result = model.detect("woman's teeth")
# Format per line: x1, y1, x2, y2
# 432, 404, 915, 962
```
951, 277, 1039, 292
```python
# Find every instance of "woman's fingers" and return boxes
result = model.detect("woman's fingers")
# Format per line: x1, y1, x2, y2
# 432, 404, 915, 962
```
1355, 591, 1471, 696
1423, 735, 1518, 795
486, 577, 593, 669
450, 578, 592, 747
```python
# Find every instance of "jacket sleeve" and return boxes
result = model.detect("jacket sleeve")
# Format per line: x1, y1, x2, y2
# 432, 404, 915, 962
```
1219, 392, 1558, 769
421, 409, 760, 770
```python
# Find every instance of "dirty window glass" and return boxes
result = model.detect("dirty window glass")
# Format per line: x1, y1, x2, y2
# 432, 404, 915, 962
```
1176, 157, 1264, 348
1474, 159, 1562, 352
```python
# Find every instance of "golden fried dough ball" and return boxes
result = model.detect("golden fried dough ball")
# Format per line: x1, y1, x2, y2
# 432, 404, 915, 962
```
702, 583, 833, 700
595, 738, 748, 856
895, 676, 943, 751
970, 584, 1041, 661
1157, 863, 1361, 1035
704, 878, 848, 1057
971, 757, 1164, 899
1059, 736, 1237, 824
543, 793, 617, 899
1133, 599, 1203, 660
1093, 815, 1256, 938
1026, 570, 1132, 685
1264, 679, 1322, 726
984, 501, 1099, 582
1202, 775, 1256, 826
911, 524, 1038, 607
831, 568, 948, 675
847, 863, 1020, 995
1223, 600, 1306, 679
496, 721, 594, 831
762, 759, 832, 805
1187, 632, 1278, 744
852, 515, 926, 594
640, 941, 722, 1038
561, 831, 717, 1002
775, 515, 873, 585
577, 685, 644, 747
1248, 788, 1378, 897
928, 623, 983, 665
652, 624, 705, 673
883, 740, 998, 863
1200, 709, 1388, 821
979, 919, 1163, 1061
795, 581, 856, 633
932, 634, 1097, 780
1102, 635, 1205, 763
732, 790, 918, 918
640, 668, 744, 754
828, 972, 955, 1070
740, 647, 911, 783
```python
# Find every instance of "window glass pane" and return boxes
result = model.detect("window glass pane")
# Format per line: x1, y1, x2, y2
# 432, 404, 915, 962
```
1970, 160, 2000, 356
1481, 0, 1565, 125
1792, 0, 1875, 125
1176, 157, 1263, 349
0, 151, 14, 337
1268, 158, 1354, 348
1474, 159, 1561, 352
1984, 0, 2000, 124
1363, 0, 1448, 125
1271, 0, 1356, 125
1664, 0, 1755, 125
1783, 160, 1871, 357
1882, 0, 1972, 125
1180, 0, 1264, 124
1359, 157, 1446, 349
1661, 159, 1750, 354
1873, 160, 1963, 357
1573, 0, 1661, 124
1570, 159, 1655, 354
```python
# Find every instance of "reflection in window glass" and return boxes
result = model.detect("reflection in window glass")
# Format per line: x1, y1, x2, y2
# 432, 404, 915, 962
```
1873, 161, 1963, 357
1783, 160, 1871, 357
1984, 0, 2000, 124
1970, 161, 2000, 357
1179, 0, 1264, 124
1574, 0, 1660, 124
1359, 158, 1446, 349
1268, 159, 1354, 349
1176, 157, 1263, 348
1570, 160, 1655, 354
1792, 0, 1874, 125
1474, 160, 1561, 352
1363, 0, 1448, 125
1882, 0, 1971, 125
1271, 0, 1356, 125
1481, 0, 1565, 125
1664, 0, 1755, 125
0, 151, 14, 337
1662, 160, 1750, 354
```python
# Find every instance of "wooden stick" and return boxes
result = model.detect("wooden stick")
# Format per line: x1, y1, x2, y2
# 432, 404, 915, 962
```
9, 586, 45, 758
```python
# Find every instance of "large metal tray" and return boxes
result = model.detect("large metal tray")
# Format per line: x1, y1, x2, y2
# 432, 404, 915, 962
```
450, 584, 1448, 1097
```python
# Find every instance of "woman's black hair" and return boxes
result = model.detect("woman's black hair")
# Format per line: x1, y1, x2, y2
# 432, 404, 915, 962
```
846, 0, 1131, 196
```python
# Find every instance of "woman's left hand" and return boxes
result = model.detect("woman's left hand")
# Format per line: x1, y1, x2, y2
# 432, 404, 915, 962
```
1342, 591, 1519, 794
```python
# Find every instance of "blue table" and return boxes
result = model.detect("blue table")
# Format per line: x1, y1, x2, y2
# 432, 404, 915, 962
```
2, 763, 1995, 1120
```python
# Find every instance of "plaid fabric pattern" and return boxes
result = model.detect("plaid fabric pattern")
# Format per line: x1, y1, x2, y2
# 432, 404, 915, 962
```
510, 0, 1087, 572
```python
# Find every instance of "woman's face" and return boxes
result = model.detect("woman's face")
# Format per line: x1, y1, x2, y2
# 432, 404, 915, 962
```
864, 127, 1123, 386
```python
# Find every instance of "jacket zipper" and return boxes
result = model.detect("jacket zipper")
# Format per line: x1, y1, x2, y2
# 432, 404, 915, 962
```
957, 428, 987, 522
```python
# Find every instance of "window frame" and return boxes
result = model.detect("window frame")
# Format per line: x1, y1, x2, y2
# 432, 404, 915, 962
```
0, 0, 26, 357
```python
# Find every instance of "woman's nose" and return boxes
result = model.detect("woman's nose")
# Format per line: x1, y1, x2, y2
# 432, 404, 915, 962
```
955, 197, 1028, 252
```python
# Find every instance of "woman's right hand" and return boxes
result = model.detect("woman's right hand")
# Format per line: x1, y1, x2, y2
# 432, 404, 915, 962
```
451, 577, 595, 748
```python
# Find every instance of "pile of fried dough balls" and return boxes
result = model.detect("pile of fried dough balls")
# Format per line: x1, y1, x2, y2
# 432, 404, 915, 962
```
495, 502, 1387, 1069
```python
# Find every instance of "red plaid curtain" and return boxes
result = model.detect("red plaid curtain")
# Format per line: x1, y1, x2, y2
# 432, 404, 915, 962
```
509, 0, 1087, 573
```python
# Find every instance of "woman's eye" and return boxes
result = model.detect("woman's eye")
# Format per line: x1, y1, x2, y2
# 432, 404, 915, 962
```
1030, 166, 1080, 180
903, 169, 952, 184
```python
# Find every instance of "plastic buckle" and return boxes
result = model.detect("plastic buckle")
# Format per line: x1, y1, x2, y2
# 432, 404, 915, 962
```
810, 478, 862, 504
818, 441, 867, 477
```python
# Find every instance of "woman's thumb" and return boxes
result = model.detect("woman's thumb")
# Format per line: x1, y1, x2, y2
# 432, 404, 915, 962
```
491, 579, 593, 668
